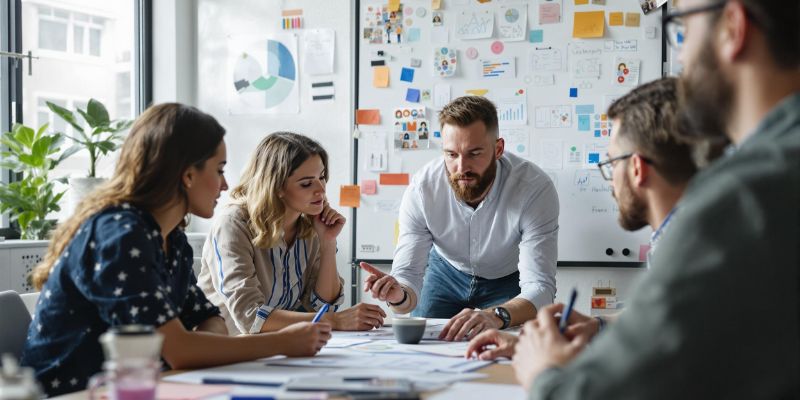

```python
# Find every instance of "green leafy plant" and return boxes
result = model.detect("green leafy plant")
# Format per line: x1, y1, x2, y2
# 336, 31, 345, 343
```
46, 98, 133, 178
0, 123, 77, 239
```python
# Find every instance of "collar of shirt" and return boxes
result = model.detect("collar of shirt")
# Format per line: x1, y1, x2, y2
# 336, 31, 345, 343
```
732, 92, 800, 152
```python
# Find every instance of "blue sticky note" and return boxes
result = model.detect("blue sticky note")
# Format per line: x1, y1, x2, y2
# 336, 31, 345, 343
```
400, 67, 414, 83
594, 130, 601, 137
433, 131, 441, 138
529, 29, 544, 43
588, 153, 600, 164
578, 115, 591, 131
594, 122, 602, 129
569, 88, 578, 98
575, 104, 595, 114
406, 88, 421, 102
406, 28, 421, 42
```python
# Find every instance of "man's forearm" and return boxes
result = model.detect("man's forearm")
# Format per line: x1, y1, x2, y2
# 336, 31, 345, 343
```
484, 297, 537, 327
388, 283, 418, 314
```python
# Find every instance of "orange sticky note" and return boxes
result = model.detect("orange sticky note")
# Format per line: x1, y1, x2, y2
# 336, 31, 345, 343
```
574, 0, 589, 4
340, 185, 361, 208
609, 12, 624, 26
361, 180, 377, 195
380, 173, 410, 186
356, 109, 381, 125
373, 66, 390, 88
389, 0, 401, 12
573, 11, 606, 38
625, 12, 641, 27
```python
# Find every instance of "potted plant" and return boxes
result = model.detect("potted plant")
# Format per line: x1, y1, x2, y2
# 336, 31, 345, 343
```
0, 123, 77, 239
46, 99, 132, 207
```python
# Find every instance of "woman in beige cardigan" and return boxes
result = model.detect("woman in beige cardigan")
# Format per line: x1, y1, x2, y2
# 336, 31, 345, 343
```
198, 132, 386, 334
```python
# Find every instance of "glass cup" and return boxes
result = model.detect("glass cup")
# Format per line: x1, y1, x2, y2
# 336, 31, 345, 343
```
88, 359, 159, 400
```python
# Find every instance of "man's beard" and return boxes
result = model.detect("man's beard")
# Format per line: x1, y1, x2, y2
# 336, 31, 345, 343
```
448, 160, 497, 203
678, 33, 733, 143
613, 170, 648, 231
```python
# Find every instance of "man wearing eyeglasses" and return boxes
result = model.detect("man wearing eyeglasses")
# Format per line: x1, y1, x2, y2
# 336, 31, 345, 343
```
508, 0, 800, 398
466, 77, 710, 358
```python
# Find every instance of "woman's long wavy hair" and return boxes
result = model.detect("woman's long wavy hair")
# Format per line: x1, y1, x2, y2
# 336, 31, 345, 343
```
32, 103, 226, 289
230, 132, 328, 249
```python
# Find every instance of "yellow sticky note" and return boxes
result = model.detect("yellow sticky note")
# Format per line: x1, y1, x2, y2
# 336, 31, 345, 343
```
575, 0, 589, 4
573, 11, 605, 38
432, 0, 441, 10
373, 66, 390, 88
340, 185, 361, 208
465, 89, 489, 96
389, 0, 401, 12
625, 12, 641, 27
394, 220, 400, 246
609, 12, 624, 26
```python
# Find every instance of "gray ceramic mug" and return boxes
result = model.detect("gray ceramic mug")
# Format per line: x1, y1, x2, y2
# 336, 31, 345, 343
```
392, 317, 427, 344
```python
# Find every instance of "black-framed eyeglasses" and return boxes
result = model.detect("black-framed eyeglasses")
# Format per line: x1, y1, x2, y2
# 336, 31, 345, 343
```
597, 153, 653, 181
663, 0, 726, 50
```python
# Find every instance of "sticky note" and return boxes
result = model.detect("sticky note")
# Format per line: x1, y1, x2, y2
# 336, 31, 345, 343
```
380, 173, 410, 185
340, 185, 361, 208
594, 130, 601, 137
406, 28, 421, 42
466, 89, 489, 96
373, 66, 390, 88
573, 11, 606, 38
625, 12, 641, 27
410, 58, 422, 68
356, 109, 381, 125
529, 29, 544, 43
570, 87, 578, 98
588, 153, 600, 164
578, 115, 591, 131
576, 104, 595, 114
361, 180, 377, 195
639, 244, 651, 262
400, 67, 415, 82
389, 0, 401, 12
432, 0, 441, 10
574, 0, 589, 4
609, 12, 624, 26
406, 88, 421, 103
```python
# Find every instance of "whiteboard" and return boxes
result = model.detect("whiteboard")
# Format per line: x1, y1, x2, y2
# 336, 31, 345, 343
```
353, 0, 665, 265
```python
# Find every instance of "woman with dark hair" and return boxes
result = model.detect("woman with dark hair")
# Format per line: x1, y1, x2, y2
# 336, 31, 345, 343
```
22, 104, 330, 397
198, 132, 385, 335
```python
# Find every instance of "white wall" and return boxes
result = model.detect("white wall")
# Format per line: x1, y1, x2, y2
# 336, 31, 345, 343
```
152, 0, 647, 312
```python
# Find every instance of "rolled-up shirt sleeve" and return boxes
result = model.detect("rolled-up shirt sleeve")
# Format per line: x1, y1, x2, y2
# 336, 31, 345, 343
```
516, 178, 559, 310
390, 179, 434, 304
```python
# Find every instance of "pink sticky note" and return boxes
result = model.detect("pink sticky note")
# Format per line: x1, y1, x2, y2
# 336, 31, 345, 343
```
639, 244, 651, 262
361, 179, 378, 195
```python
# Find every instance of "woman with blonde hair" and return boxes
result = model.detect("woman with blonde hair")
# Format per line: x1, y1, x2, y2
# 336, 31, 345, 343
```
198, 132, 385, 334
21, 104, 330, 397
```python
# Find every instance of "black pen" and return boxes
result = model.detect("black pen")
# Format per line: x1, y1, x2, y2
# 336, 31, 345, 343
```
201, 377, 283, 387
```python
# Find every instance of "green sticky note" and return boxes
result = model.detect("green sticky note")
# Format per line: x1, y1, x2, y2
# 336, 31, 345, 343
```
529, 29, 544, 43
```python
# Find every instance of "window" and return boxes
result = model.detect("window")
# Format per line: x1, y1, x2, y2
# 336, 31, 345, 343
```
37, 6, 106, 57
0, 0, 151, 230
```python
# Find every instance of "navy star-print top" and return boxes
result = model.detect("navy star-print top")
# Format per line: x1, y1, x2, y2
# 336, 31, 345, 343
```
20, 204, 221, 397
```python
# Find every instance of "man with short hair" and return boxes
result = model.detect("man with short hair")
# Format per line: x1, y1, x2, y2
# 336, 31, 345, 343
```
466, 77, 703, 360
361, 95, 560, 341
512, 0, 800, 397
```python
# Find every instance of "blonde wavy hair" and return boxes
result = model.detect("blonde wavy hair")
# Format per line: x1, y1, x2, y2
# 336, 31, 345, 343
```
32, 103, 226, 289
230, 132, 329, 249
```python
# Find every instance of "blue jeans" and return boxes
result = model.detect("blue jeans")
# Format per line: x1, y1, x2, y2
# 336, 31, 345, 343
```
411, 249, 521, 318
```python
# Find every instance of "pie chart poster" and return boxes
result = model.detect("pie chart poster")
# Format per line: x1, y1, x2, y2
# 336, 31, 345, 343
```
228, 34, 300, 114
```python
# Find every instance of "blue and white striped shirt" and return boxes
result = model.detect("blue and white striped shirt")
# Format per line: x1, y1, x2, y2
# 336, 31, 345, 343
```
198, 205, 344, 334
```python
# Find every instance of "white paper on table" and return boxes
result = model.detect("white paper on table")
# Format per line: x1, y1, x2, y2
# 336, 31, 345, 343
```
264, 348, 491, 373
326, 337, 374, 348
303, 29, 335, 75
429, 382, 526, 400
163, 361, 332, 385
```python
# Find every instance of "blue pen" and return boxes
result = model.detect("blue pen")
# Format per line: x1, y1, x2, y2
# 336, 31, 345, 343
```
312, 303, 330, 323
558, 288, 578, 334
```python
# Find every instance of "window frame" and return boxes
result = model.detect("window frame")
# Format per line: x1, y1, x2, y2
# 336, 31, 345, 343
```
0, 0, 152, 231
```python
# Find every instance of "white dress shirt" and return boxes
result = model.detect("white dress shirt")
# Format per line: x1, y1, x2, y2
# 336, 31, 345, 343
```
391, 152, 559, 310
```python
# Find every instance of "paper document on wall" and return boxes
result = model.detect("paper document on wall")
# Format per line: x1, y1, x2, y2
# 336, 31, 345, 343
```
302, 29, 334, 75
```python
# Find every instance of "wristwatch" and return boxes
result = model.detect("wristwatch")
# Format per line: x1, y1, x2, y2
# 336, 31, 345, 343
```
493, 307, 511, 330
387, 286, 408, 307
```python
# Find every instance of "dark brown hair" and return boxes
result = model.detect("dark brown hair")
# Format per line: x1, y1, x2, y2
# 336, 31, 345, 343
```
438, 96, 499, 138
33, 103, 226, 288
608, 77, 698, 185
733, 0, 800, 69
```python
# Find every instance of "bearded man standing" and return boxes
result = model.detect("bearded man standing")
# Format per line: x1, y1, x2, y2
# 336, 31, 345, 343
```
361, 95, 559, 341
